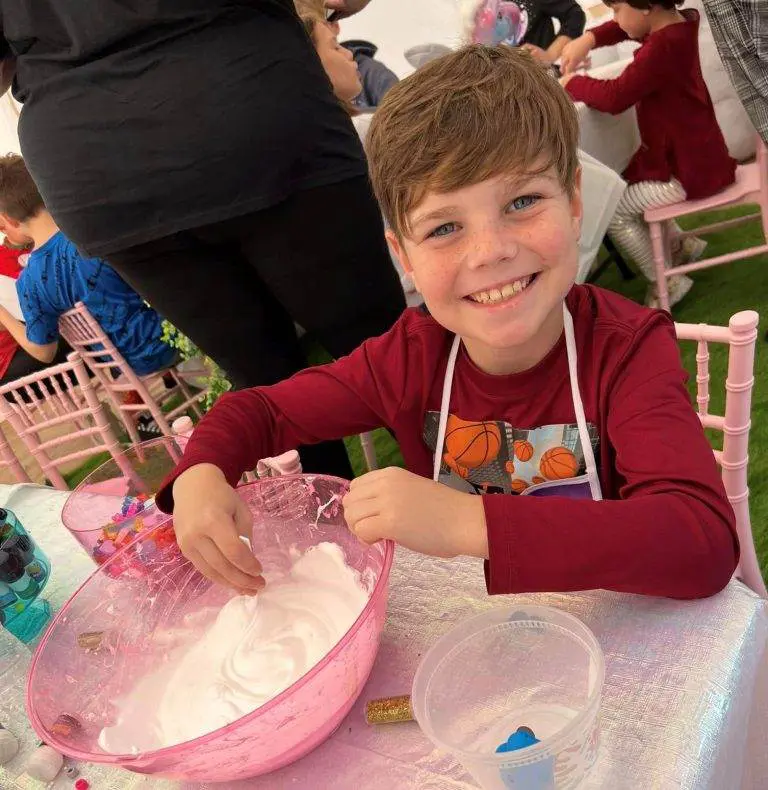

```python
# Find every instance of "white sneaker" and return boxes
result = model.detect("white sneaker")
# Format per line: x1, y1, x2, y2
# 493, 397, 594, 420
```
645, 275, 694, 309
673, 236, 708, 266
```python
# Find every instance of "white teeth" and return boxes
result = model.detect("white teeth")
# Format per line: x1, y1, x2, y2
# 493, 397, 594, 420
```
470, 276, 532, 304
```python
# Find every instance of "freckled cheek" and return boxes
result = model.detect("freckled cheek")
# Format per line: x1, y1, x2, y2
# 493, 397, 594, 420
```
413, 252, 464, 298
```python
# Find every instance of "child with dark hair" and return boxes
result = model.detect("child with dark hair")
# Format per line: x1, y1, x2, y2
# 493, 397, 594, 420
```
560, 0, 735, 307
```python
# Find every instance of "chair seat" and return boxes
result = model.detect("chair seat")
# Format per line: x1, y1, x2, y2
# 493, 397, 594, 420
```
644, 162, 761, 222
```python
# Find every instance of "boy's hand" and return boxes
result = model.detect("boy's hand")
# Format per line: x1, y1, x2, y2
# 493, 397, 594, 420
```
559, 73, 575, 88
343, 467, 489, 559
560, 33, 596, 74
172, 464, 265, 593
324, 0, 372, 20
521, 43, 553, 65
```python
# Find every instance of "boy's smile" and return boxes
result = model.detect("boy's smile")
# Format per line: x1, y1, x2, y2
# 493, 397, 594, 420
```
387, 166, 582, 376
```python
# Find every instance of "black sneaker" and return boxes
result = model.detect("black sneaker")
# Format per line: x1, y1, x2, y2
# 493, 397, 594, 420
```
136, 415, 163, 442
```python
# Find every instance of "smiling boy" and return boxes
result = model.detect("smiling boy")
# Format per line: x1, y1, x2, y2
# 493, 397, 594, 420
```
158, 45, 738, 600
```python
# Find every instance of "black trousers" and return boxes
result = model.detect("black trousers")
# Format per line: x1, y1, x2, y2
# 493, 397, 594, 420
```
107, 176, 405, 479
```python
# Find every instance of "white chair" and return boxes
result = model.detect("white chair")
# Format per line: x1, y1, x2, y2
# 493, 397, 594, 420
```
576, 150, 627, 283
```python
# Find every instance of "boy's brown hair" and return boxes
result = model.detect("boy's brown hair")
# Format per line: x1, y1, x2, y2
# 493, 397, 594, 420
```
0, 153, 45, 222
367, 45, 579, 239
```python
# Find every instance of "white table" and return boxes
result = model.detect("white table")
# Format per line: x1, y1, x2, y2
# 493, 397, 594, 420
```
2, 482, 767, 789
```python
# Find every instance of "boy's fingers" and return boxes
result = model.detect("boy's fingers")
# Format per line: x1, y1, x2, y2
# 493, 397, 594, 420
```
187, 546, 238, 590
217, 516, 263, 576
348, 515, 383, 545
197, 538, 265, 591
343, 498, 381, 529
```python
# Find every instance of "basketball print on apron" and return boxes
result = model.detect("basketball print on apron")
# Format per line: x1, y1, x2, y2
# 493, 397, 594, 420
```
431, 304, 603, 502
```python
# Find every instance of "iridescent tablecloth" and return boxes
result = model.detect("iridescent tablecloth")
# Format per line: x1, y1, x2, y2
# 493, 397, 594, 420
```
1, 483, 766, 790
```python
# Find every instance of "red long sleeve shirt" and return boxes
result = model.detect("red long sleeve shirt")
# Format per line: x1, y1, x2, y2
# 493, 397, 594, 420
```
566, 11, 735, 199
157, 286, 738, 600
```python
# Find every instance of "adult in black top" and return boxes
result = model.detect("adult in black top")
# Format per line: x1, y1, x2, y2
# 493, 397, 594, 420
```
518, 0, 587, 66
0, 0, 404, 479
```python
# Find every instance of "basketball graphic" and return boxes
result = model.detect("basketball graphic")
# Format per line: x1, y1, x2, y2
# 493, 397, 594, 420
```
513, 439, 534, 462
510, 479, 529, 494
532, 476, 546, 485
444, 415, 502, 470
505, 460, 515, 474
540, 447, 579, 480
443, 454, 470, 479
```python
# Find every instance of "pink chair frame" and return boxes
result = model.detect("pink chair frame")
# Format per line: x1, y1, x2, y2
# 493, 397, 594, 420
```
0, 421, 31, 483
58, 302, 206, 446
675, 310, 766, 596
647, 135, 768, 312
0, 353, 135, 490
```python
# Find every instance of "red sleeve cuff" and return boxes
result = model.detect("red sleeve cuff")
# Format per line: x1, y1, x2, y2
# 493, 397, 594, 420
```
482, 495, 518, 595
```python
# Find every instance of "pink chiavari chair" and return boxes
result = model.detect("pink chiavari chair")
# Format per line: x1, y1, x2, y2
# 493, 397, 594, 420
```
675, 310, 766, 596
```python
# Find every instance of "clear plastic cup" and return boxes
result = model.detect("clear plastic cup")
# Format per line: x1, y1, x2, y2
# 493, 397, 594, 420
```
61, 438, 183, 566
412, 606, 604, 790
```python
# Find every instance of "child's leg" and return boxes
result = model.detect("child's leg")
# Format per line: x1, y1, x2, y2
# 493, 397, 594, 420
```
608, 179, 693, 307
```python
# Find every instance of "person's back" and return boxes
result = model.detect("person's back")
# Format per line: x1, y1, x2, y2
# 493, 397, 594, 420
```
0, 0, 362, 258
18, 232, 176, 375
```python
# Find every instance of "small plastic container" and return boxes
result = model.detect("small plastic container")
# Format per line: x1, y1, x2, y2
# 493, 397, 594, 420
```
61, 438, 184, 566
412, 606, 604, 790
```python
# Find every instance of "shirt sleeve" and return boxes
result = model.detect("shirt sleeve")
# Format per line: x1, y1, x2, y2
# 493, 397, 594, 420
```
15, 270, 60, 344
588, 19, 630, 48
538, 0, 586, 40
565, 36, 671, 114
481, 318, 739, 600
156, 323, 410, 512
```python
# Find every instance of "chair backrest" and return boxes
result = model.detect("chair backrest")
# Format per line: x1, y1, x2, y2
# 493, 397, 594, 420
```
0, 352, 129, 490
58, 302, 146, 391
0, 422, 30, 483
675, 310, 766, 596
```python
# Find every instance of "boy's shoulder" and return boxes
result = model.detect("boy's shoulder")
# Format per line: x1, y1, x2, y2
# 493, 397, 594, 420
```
568, 284, 678, 363
570, 283, 673, 336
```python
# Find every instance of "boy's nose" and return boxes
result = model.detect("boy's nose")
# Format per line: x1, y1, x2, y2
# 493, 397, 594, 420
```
466, 227, 517, 269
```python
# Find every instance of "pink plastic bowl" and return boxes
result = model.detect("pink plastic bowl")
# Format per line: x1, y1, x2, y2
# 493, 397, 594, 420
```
27, 475, 394, 783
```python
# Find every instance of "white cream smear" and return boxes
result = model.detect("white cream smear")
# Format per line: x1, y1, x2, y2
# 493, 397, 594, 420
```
98, 542, 368, 753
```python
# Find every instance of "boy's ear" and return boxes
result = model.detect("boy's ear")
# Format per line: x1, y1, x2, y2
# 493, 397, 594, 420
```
386, 228, 421, 292
0, 213, 19, 233
570, 166, 584, 237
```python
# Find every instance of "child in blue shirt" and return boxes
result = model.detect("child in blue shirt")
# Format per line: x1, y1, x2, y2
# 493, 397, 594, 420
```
0, 154, 176, 377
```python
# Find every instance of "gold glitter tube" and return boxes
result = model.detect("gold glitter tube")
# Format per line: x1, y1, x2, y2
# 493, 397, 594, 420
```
366, 695, 413, 725
77, 631, 105, 651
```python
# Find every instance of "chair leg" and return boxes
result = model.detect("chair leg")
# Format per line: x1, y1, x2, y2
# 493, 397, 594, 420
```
169, 368, 203, 418
649, 221, 671, 312
603, 236, 636, 281
360, 432, 378, 472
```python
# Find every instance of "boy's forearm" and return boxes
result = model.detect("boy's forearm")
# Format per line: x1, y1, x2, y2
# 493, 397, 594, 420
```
482, 493, 738, 600
0, 306, 57, 363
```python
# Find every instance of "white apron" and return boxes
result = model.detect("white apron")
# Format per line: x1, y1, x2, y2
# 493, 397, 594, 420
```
432, 304, 603, 502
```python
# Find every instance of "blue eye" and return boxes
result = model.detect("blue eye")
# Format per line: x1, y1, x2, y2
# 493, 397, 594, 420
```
509, 195, 539, 211
428, 222, 458, 239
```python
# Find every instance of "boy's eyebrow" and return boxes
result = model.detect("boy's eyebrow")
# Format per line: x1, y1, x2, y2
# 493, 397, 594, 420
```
410, 206, 460, 229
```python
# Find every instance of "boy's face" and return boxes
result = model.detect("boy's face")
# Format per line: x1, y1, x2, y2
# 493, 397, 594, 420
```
387, 165, 582, 375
